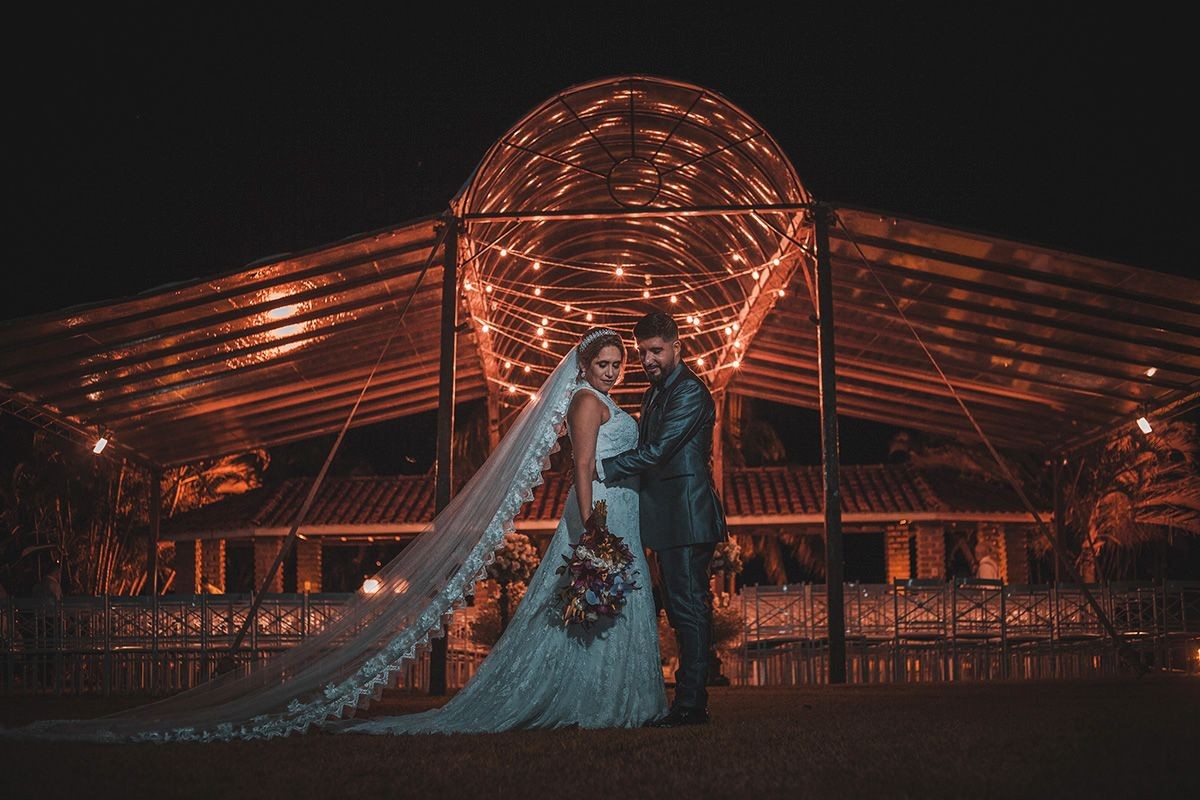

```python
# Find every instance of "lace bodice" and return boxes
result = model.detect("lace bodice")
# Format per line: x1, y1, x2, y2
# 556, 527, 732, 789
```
573, 383, 638, 460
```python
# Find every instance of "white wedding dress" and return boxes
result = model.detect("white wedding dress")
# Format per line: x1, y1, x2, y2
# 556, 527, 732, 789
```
327, 384, 668, 734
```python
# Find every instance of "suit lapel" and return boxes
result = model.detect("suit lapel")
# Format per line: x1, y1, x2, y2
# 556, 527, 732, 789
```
641, 362, 686, 440
639, 388, 654, 441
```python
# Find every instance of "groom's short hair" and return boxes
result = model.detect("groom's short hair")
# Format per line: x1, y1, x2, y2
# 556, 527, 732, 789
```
634, 311, 678, 342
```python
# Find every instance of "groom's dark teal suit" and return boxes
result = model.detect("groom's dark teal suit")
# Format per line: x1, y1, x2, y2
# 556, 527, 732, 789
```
600, 361, 727, 712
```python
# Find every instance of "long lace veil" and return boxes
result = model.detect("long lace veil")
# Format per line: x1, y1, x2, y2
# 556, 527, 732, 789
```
4, 347, 585, 742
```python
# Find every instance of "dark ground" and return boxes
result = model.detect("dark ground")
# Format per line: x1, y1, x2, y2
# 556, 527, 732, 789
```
2, 675, 1198, 799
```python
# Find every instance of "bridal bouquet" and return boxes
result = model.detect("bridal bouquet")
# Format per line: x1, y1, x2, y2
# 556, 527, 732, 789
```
555, 500, 640, 629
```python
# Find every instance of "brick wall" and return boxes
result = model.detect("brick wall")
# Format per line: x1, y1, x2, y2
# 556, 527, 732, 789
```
253, 538, 284, 593
199, 539, 226, 593
885, 525, 912, 583
914, 523, 946, 580
296, 539, 323, 593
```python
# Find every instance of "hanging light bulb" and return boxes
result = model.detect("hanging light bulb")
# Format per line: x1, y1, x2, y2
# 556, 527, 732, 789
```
732, 322, 739, 331
93, 436, 109, 454
485, 285, 494, 294
643, 289, 651, 299
615, 267, 624, 277
504, 361, 512, 370
537, 326, 545, 336
534, 287, 542, 296
1145, 367, 1158, 377
564, 304, 572, 312
733, 359, 741, 368
777, 289, 786, 297
499, 247, 508, 256
773, 257, 781, 266
541, 317, 549, 326
1137, 416, 1153, 434
670, 295, 678, 304
463, 280, 473, 291
481, 323, 490, 333
508, 384, 517, 393
533, 261, 541, 271
725, 326, 733, 335
361, 578, 381, 594
523, 365, 531, 373
586, 312, 594, 321
751, 270, 759, 280
696, 356, 705, 366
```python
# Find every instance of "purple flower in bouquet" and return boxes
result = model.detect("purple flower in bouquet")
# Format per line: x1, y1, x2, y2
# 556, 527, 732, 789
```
555, 500, 640, 629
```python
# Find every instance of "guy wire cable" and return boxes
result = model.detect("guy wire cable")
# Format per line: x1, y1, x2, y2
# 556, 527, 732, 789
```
831, 208, 1146, 675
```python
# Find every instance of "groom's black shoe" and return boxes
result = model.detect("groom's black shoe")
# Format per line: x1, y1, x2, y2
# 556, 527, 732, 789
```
651, 706, 710, 728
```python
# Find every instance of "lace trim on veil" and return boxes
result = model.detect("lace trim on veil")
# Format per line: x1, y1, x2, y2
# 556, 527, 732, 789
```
146, 379, 578, 743
5, 355, 583, 744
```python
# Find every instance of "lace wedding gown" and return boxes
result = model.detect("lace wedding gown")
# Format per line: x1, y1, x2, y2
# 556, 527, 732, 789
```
327, 384, 668, 735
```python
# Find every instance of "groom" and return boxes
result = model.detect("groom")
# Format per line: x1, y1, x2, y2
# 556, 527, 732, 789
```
598, 310, 728, 727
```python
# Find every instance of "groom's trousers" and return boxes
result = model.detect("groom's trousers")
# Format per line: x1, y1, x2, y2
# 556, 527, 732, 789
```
657, 542, 716, 711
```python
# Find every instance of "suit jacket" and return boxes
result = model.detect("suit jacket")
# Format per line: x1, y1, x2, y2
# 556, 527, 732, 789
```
600, 362, 728, 550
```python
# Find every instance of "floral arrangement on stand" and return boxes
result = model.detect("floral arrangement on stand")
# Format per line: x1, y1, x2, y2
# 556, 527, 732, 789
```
481, 531, 540, 637
711, 538, 745, 577
555, 500, 640, 629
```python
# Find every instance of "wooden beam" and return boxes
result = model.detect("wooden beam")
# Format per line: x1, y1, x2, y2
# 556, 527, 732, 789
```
0, 222, 441, 353
745, 343, 1119, 427
39, 293, 449, 407
753, 323, 1148, 406
829, 251, 1200, 339
770, 309, 1186, 393
831, 270, 1200, 359
4, 260, 441, 387
153, 385, 489, 467
829, 224, 1200, 317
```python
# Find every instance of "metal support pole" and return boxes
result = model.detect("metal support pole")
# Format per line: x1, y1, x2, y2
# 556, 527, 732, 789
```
814, 204, 847, 684
149, 465, 162, 596
1052, 457, 1065, 584
429, 217, 458, 696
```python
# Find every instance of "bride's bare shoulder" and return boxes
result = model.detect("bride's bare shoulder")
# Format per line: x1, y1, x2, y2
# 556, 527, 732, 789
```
568, 386, 610, 422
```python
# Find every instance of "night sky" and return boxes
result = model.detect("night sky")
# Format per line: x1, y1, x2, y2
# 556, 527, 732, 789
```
4, 8, 1192, 469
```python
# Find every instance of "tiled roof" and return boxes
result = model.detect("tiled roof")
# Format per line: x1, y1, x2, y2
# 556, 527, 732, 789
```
726, 464, 941, 516
162, 463, 1033, 540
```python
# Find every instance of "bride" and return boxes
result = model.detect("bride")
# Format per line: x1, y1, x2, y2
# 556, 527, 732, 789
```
2, 327, 667, 742
327, 327, 667, 734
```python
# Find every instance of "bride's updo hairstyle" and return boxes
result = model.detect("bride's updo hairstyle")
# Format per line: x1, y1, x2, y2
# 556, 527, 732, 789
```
576, 327, 625, 378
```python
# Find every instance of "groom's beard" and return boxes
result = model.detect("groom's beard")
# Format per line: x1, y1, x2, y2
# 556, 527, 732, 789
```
644, 359, 679, 385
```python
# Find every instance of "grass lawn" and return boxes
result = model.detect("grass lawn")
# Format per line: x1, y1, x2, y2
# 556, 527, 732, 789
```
2, 674, 1197, 799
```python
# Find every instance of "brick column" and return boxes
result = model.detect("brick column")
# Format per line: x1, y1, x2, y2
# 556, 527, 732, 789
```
199, 539, 226, 593
253, 538, 284, 594
1003, 525, 1030, 585
885, 525, 912, 583
174, 539, 200, 594
976, 522, 1008, 582
914, 523, 946, 580
295, 539, 323, 593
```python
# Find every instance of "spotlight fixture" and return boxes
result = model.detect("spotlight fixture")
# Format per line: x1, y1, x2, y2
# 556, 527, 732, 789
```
93, 435, 109, 454
1137, 416, 1153, 435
